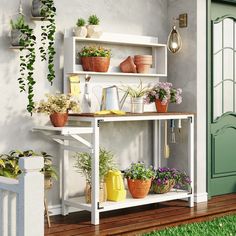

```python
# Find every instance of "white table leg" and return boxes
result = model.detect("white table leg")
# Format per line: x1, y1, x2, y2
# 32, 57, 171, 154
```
153, 120, 161, 169
62, 139, 69, 215
188, 117, 194, 207
91, 119, 100, 225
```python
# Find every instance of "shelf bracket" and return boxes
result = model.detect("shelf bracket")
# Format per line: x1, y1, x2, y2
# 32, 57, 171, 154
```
188, 116, 193, 123
97, 202, 104, 210
97, 119, 104, 127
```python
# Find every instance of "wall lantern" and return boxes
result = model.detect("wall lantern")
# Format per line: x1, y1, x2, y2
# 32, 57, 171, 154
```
167, 13, 188, 54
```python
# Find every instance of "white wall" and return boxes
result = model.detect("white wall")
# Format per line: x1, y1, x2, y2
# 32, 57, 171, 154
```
0, 0, 207, 212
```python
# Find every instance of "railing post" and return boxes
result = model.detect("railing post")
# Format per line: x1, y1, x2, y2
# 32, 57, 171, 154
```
18, 157, 44, 236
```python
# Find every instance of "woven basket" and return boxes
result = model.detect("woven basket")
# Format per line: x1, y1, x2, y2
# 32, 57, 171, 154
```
84, 182, 107, 204
151, 179, 175, 194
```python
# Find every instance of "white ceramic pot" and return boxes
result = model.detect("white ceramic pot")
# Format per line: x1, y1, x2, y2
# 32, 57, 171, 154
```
130, 97, 144, 113
86, 25, 102, 38
73, 26, 87, 38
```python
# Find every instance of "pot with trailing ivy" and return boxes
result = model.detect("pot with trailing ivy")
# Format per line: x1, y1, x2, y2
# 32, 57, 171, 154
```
0, 150, 58, 190
35, 93, 80, 127
10, 15, 28, 46
74, 148, 116, 203
79, 46, 111, 72
124, 162, 155, 199
74, 18, 87, 38
87, 15, 102, 38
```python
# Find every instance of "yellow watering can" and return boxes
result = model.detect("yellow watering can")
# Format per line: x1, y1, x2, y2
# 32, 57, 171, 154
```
105, 170, 126, 202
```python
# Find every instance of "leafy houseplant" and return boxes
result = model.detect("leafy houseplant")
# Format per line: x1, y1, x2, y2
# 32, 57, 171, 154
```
151, 167, 191, 194
0, 150, 57, 189
87, 14, 102, 38
34, 93, 80, 127
32, 0, 56, 85
124, 162, 155, 198
10, 15, 37, 114
79, 45, 111, 72
74, 18, 87, 38
145, 82, 182, 113
74, 148, 116, 203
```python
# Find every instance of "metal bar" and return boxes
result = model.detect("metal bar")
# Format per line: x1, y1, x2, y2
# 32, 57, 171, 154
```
153, 121, 158, 169
91, 119, 100, 225
70, 134, 92, 148
158, 120, 162, 167
188, 117, 194, 207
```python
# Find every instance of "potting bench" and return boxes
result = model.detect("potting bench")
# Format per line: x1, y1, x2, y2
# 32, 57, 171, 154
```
33, 112, 194, 225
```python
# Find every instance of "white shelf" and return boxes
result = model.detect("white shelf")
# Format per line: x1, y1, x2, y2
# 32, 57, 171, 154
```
65, 190, 191, 213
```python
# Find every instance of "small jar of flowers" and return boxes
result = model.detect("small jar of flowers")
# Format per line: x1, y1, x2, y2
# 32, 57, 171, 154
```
35, 93, 80, 127
145, 82, 182, 113
151, 167, 191, 194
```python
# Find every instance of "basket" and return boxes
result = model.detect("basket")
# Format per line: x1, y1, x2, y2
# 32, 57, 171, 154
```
151, 179, 175, 194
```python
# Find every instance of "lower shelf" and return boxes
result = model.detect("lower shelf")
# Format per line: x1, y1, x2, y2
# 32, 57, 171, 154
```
64, 189, 192, 213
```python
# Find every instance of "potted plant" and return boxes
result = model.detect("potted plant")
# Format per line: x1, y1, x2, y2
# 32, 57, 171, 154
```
74, 18, 87, 38
87, 14, 102, 38
145, 82, 182, 113
151, 167, 191, 194
0, 150, 58, 189
122, 80, 149, 113
74, 148, 116, 203
10, 15, 27, 46
124, 162, 154, 199
34, 93, 80, 127
32, 0, 56, 85
134, 55, 152, 74
79, 45, 111, 72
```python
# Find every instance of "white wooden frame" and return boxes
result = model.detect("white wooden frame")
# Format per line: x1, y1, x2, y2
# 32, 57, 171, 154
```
33, 113, 194, 225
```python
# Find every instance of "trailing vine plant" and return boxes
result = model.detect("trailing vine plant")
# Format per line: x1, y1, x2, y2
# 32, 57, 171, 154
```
11, 15, 36, 114
38, 0, 56, 85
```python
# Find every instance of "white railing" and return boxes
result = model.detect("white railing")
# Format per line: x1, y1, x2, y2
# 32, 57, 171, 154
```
0, 157, 44, 236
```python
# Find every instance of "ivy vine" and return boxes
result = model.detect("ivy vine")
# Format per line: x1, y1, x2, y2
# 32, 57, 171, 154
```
39, 0, 56, 85
18, 24, 36, 114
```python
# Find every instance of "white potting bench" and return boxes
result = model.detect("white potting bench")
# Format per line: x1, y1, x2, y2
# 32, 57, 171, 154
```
33, 112, 194, 225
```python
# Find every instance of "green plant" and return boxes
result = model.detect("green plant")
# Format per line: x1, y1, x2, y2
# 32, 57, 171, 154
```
76, 18, 86, 27
124, 162, 155, 180
35, 93, 80, 115
11, 15, 37, 114
10, 15, 25, 30
88, 14, 100, 25
0, 150, 58, 180
74, 148, 116, 184
152, 167, 191, 190
145, 82, 182, 105
79, 45, 111, 58
122, 80, 150, 98
38, 0, 56, 84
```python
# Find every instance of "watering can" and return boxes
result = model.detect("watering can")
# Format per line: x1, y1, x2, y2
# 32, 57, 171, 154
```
100, 85, 128, 111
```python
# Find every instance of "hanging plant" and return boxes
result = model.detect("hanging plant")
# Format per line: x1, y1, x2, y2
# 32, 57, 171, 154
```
11, 15, 36, 114
33, 0, 56, 85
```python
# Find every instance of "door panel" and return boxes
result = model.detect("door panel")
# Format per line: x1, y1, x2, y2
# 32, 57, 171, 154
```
209, 1, 236, 196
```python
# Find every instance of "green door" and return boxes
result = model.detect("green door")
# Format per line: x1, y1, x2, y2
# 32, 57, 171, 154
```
208, 1, 236, 196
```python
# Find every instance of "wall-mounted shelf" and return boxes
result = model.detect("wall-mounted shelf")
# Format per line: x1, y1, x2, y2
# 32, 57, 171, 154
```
63, 32, 167, 93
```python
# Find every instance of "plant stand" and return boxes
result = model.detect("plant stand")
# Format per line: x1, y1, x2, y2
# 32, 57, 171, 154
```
33, 112, 194, 225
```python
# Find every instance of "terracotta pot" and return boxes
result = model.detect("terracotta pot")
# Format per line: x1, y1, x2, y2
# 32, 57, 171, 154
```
120, 56, 137, 73
136, 64, 151, 74
81, 57, 110, 72
155, 99, 168, 113
84, 182, 107, 203
50, 112, 68, 127
151, 179, 175, 194
127, 179, 152, 198
134, 58, 152, 65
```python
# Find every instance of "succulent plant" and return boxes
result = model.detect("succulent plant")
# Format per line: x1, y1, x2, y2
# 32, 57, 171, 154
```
76, 18, 86, 27
88, 14, 100, 25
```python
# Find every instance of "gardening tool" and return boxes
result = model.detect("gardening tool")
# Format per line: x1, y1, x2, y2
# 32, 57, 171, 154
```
170, 119, 176, 143
164, 120, 170, 159
84, 74, 91, 107
100, 85, 128, 111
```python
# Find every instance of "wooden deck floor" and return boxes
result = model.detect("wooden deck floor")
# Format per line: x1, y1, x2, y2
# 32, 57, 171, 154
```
45, 193, 236, 236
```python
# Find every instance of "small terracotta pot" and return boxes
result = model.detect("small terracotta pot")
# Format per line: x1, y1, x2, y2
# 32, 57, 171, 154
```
155, 99, 168, 113
120, 56, 137, 73
127, 178, 152, 198
136, 64, 151, 74
50, 112, 68, 127
81, 57, 110, 72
